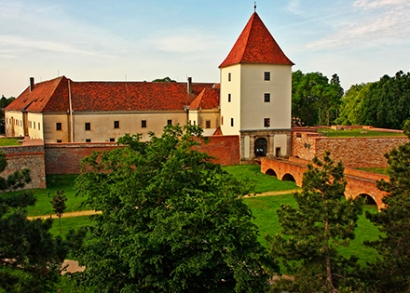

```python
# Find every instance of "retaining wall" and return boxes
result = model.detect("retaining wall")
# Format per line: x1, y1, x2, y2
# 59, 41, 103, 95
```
292, 132, 408, 168
0, 145, 46, 189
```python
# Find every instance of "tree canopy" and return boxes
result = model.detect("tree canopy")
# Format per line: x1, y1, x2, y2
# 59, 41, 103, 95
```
267, 152, 362, 292
338, 70, 410, 129
152, 76, 176, 82
0, 151, 68, 293
292, 71, 344, 126
74, 125, 275, 293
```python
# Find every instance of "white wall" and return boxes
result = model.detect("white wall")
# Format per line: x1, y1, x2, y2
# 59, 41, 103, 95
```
240, 64, 292, 131
220, 65, 241, 135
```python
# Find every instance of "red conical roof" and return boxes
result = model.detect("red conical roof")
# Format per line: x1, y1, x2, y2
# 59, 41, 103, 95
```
219, 12, 294, 68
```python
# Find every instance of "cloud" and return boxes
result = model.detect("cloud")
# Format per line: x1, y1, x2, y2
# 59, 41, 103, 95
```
148, 31, 220, 54
285, 0, 303, 15
0, 35, 115, 58
353, 0, 409, 10
305, 0, 410, 50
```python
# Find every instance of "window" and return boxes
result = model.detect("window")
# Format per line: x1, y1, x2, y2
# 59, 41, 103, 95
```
264, 72, 270, 81
56, 122, 62, 131
228, 72, 231, 82
109, 138, 115, 142
228, 93, 231, 102
85, 139, 91, 143
264, 93, 270, 102
38, 123, 40, 130
114, 121, 119, 129
205, 120, 211, 129
264, 118, 270, 127
57, 140, 62, 143
167, 119, 172, 125
141, 120, 147, 128
85, 123, 91, 131
231, 118, 234, 127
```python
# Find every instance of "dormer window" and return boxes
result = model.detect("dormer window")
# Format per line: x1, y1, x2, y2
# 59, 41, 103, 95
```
264, 72, 270, 81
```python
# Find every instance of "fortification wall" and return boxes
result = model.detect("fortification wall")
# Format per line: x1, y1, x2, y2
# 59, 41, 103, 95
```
292, 132, 408, 168
45, 135, 240, 175
0, 145, 46, 189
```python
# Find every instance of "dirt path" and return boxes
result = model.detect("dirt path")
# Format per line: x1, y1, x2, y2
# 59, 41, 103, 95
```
27, 210, 102, 220
243, 189, 300, 198
28, 189, 300, 220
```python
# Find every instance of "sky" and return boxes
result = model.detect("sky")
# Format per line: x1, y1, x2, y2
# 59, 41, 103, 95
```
1, 0, 410, 97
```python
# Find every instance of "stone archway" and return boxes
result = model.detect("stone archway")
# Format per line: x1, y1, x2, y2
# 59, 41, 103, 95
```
359, 194, 377, 206
254, 138, 267, 157
282, 173, 296, 182
266, 168, 277, 177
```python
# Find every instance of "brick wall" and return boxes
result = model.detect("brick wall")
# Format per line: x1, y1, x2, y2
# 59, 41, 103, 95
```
292, 132, 408, 168
0, 145, 46, 189
194, 135, 240, 166
45, 135, 240, 175
45, 143, 119, 174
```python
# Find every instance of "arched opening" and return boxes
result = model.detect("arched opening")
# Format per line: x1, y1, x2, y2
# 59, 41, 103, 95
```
282, 173, 296, 182
359, 194, 377, 206
266, 169, 277, 177
254, 138, 267, 157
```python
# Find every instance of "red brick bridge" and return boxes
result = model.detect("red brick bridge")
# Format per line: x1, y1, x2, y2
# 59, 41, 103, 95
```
260, 157, 388, 209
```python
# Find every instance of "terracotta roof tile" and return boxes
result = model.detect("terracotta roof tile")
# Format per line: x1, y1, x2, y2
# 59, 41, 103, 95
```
6, 76, 69, 113
189, 88, 220, 110
7, 77, 218, 113
219, 12, 294, 68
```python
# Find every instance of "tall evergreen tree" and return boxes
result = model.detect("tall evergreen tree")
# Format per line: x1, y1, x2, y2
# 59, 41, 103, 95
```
365, 120, 410, 292
0, 151, 68, 293
267, 152, 362, 292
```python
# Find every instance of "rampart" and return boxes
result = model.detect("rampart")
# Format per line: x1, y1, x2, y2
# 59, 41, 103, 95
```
0, 144, 46, 189
45, 135, 240, 175
292, 131, 408, 168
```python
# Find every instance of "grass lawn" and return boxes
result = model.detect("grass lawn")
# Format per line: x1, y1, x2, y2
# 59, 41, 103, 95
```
23, 174, 89, 216
49, 215, 93, 237
0, 137, 22, 146
244, 195, 381, 267
318, 128, 405, 138
224, 164, 299, 193
358, 167, 389, 175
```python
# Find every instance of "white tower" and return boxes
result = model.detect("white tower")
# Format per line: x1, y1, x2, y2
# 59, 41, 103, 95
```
219, 12, 294, 160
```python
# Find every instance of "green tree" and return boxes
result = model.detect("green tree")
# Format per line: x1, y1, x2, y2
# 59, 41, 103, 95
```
0, 95, 15, 133
292, 71, 344, 126
152, 76, 176, 82
267, 152, 362, 292
74, 125, 275, 293
0, 151, 68, 293
364, 120, 410, 292
50, 190, 68, 235
336, 83, 371, 126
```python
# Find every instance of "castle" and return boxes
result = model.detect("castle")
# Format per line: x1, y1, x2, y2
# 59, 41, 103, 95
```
5, 12, 294, 162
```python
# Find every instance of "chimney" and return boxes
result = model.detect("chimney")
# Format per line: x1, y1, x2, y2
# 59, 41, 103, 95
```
187, 77, 192, 94
29, 77, 35, 92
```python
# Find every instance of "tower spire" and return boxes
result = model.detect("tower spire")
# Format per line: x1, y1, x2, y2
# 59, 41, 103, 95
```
254, 2, 257, 12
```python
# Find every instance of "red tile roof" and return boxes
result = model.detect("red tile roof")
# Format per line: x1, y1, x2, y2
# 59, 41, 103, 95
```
6, 76, 70, 113
219, 12, 294, 68
6, 77, 218, 113
189, 88, 220, 110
